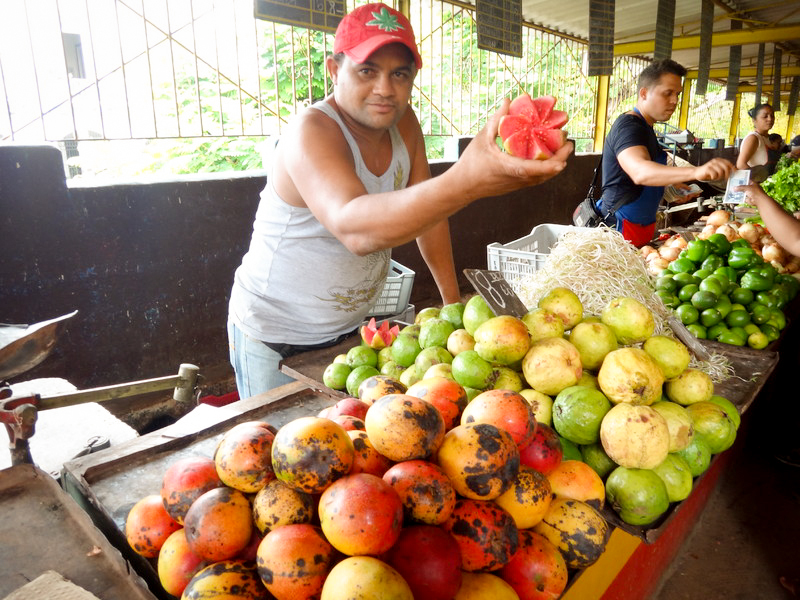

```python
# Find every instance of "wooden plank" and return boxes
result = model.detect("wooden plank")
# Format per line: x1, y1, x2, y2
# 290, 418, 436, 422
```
0, 464, 157, 600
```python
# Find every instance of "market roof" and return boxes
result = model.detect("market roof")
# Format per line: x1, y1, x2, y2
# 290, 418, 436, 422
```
515, 0, 800, 95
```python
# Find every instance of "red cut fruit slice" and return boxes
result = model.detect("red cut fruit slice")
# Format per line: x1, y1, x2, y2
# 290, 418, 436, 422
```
498, 93, 569, 160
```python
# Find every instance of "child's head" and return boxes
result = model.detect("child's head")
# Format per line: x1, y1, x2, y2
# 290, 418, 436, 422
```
767, 133, 783, 150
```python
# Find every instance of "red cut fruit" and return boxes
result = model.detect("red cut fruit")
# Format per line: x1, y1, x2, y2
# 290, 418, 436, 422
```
498, 94, 569, 160
360, 317, 401, 349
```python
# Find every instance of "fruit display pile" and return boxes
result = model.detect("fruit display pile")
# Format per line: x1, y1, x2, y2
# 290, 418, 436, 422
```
116, 286, 734, 599
641, 210, 799, 348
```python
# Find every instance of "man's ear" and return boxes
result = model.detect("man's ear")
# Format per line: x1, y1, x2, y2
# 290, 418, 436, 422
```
638, 86, 648, 102
326, 55, 339, 84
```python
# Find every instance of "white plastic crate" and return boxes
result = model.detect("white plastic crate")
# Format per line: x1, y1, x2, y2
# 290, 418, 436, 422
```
486, 224, 578, 291
368, 260, 415, 317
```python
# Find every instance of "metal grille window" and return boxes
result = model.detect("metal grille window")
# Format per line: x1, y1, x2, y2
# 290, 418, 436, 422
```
2, 0, 601, 177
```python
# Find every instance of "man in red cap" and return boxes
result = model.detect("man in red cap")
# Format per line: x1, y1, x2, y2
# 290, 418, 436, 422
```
227, 2, 573, 398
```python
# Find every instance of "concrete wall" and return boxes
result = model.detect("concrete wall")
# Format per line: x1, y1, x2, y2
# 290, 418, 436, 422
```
0, 142, 721, 402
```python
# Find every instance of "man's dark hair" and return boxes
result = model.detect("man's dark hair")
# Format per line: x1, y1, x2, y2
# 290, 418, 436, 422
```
747, 103, 773, 120
768, 133, 783, 144
638, 59, 687, 90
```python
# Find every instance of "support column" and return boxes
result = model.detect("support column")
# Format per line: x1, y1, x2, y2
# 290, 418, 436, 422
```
728, 93, 741, 147
787, 115, 796, 144
593, 75, 610, 152
678, 77, 691, 131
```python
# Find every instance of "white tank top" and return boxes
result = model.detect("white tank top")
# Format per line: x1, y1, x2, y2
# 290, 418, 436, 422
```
228, 100, 411, 345
743, 131, 769, 167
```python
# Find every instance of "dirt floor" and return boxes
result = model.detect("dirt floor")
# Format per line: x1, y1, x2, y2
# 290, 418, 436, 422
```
653, 386, 800, 600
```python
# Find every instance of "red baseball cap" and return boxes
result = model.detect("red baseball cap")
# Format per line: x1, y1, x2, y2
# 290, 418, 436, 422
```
334, 3, 422, 69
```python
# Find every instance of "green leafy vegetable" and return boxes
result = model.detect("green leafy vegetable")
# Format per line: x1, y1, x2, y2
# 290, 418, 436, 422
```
761, 158, 800, 213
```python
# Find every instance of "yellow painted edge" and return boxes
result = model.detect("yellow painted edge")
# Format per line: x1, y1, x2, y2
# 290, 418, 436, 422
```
561, 528, 642, 600
728, 94, 741, 147
679, 78, 691, 131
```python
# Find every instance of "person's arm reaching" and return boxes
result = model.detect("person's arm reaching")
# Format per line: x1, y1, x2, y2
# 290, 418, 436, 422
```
617, 145, 734, 187
735, 183, 800, 257
279, 99, 572, 257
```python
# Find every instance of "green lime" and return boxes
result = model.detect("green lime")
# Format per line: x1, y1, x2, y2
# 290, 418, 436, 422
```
691, 290, 718, 310
676, 303, 700, 325
699, 308, 722, 327
730, 287, 754, 305
707, 233, 732, 256
698, 278, 723, 297
750, 303, 771, 325
714, 295, 732, 319
678, 283, 700, 302
707, 323, 729, 341
686, 323, 708, 339
747, 331, 769, 349
761, 323, 780, 341
768, 309, 786, 330
323, 362, 351, 390
670, 257, 697, 274
693, 269, 713, 280
656, 275, 678, 293
743, 323, 760, 336
718, 331, 746, 346
346, 365, 380, 397
346, 345, 378, 369
709, 273, 732, 294
730, 326, 748, 340
729, 303, 747, 313
726, 310, 751, 328
672, 272, 699, 287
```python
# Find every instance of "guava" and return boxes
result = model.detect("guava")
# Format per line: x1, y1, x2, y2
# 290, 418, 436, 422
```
491, 366, 524, 392
642, 335, 690, 380
537, 287, 583, 330
323, 362, 351, 390
652, 454, 694, 502
600, 297, 655, 345
463, 386, 482, 402
415, 306, 440, 325
685, 401, 737, 454
414, 345, 454, 375
568, 322, 618, 371
446, 329, 475, 356
439, 302, 466, 330
519, 388, 553, 426
597, 347, 664, 406
552, 386, 611, 445
333, 353, 348, 364
558, 435, 582, 462
707, 395, 741, 430
521, 307, 565, 342
664, 368, 714, 406
377, 346, 394, 370
497, 93, 568, 160
346, 345, 378, 369
391, 334, 422, 368
346, 365, 380, 397
576, 370, 599, 389
419, 317, 455, 349
399, 364, 421, 388
675, 435, 712, 477
380, 361, 405, 380
580, 443, 617, 479
473, 315, 531, 366
451, 350, 494, 390
423, 363, 455, 381
521, 337, 583, 396
600, 403, 670, 469
651, 400, 694, 452
463, 295, 495, 335
605, 466, 670, 526
399, 324, 420, 340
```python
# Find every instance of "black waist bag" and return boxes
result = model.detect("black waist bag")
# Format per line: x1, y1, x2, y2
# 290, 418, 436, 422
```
572, 158, 604, 227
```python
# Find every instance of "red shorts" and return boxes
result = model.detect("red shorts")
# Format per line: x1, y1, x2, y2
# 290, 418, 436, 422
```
621, 218, 656, 248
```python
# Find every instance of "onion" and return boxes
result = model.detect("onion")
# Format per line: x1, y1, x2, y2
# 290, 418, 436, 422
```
697, 224, 717, 240
738, 222, 760, 244
665, 235, 687, 249
762, 243, 787, 265
715, 223, 739, 242
759, 233, 776, 247
770, 260, 787, 274
706, 210, 731, 227
658, 245, 682, 261
640, 245, 657, 257
648, 257, 669, 274
786, 262, 799, 274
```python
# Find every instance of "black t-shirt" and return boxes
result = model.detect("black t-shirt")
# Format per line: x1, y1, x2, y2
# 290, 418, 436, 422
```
600, 112, 663, 213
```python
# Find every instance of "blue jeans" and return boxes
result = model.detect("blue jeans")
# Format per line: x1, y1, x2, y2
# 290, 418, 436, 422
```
227, 321, 294, 399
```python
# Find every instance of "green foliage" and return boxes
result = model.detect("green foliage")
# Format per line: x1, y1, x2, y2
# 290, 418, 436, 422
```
761, 157, 800, 213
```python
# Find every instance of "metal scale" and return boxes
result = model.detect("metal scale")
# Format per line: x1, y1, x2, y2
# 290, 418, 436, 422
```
0, 311, 200, 468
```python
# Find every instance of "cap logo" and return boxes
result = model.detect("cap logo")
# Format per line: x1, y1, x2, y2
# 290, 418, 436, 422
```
366, 7, 405, 32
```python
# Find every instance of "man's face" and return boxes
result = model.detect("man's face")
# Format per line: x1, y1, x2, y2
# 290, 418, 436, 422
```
641, 73, 682, 123
328, 43, 417, 131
